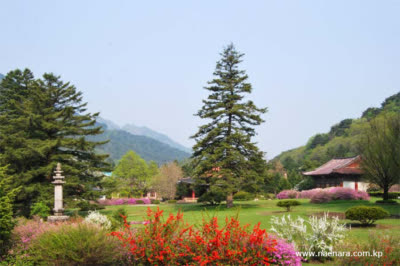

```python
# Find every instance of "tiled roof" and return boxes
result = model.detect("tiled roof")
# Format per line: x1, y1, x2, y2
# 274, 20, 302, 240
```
303, 156, 361, 176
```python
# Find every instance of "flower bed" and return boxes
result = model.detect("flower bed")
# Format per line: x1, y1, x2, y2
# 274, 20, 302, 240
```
97, 198, 151, 206
111, 207, 302, 265
277, 187, 370, 203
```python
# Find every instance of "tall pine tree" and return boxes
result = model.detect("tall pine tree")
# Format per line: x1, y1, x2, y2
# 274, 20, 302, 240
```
0, 69, 109, 215
191, 44, 267, 207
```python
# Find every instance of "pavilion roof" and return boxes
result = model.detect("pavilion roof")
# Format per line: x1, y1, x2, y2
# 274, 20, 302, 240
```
303, 156, 362, 176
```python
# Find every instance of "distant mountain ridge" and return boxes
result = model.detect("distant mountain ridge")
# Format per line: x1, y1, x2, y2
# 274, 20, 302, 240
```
93, 120, 191, 164
122, 124, 191, 153
0, 73, 4, 80
98, 117, 191, 153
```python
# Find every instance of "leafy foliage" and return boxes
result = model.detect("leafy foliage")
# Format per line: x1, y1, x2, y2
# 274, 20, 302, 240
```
233, 191, 254, 201
30, 202, 50, 219
0, 167, 20, 255
152, 161, 183, 200
191, 44, 267, 207
112, 150, 155, 197
276, 200, 301, 212
271, 213, 347, 261
345, 206, 389, 225
28, 223, 125, 265
0, 69, 109, 216
358, 113, 400, 200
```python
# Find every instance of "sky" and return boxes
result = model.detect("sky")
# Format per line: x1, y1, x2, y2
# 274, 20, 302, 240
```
1, 1, 399, 159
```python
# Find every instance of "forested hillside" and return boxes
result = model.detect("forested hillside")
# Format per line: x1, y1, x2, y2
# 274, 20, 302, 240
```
92, 124, 190, 164
274, 92, 400, 173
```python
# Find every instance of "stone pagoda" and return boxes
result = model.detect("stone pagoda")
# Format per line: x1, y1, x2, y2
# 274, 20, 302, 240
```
47, 163, 69, 222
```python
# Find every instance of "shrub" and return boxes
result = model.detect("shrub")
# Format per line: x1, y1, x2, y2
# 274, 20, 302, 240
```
270, 213, 347, 260
84, 211, 112, 230
111, 207, 127, 227
375, 199, 398, 204
28, 223, 126, 265
76, 201, 104, 211
277, 190, 298, 199
30, 202, 50, 219
368, 192, 400, 199
277, 200, 301, 212
233, 191, 254, 201
329, 187, 370, 201
0, 171, 20, 255
198, 187, 226, 205
111, 207, 302, 265
167, 199, 177, 204
310, 191, 332, 203
263, 193, 276, 200
97, 198, 151, 206
345, 206, 389, 225
151, 199, 160, 204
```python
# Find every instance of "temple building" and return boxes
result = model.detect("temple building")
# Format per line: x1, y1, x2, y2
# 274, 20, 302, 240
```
303, 156, 369, 191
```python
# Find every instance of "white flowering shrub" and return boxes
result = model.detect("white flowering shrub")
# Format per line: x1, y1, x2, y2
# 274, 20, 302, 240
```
84, 210, 112, 230
270, 213, 347, 259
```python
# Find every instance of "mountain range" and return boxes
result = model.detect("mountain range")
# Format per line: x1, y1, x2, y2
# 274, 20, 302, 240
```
94, 117, 191, 164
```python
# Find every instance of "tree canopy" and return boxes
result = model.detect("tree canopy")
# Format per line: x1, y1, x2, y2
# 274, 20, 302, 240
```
191, 44, 267, 207
0, 69, 109, 215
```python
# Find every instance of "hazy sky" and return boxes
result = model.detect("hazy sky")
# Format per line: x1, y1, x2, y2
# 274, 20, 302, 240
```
1, 1, 399, 159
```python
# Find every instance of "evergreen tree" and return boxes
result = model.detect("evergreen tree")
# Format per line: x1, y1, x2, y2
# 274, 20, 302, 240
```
191, 44, 267, 207
0, 69, 109, 215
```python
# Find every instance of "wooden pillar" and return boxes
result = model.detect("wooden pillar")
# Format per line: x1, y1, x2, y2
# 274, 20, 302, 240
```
192, 190, 195, 199
340, 182, 343, 187
355, 182, 358, 191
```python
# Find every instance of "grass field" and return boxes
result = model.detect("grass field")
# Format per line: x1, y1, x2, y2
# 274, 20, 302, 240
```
101, 197, 400, 243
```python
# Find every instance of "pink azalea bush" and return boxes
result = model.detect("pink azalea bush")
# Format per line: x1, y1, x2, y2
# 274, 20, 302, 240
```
277, 190, 298, 199
277, 187, 370, 203
97, 198, 151, 206
269, 237, 302, 266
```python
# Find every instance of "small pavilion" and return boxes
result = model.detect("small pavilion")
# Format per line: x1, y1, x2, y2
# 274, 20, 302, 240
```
303, 156, 369, 191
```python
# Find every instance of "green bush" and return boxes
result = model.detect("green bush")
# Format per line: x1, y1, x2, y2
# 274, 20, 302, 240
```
167, 200, 177, 204
233, 191, 254, 201
28, 223, 126, 265
111, 207, 127, 227
198, 187, 226, 205
376, 199, 398, 204
345, 206, 389, 225
276, 200, 301, 212
0, 172, 20, 256
263, 193, 276, 200
136, 200, 144, 204
368, 192, 400, 199
76, 201, 105, 211
30, 202, 51, 219
151, 199, 160, 204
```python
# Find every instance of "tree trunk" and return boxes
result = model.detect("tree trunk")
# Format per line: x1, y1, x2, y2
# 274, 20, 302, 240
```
383, 185, 389, 201
226, 193, 233, 208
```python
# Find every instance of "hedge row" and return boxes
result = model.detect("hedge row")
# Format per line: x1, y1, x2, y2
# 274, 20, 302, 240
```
368, 192, 400, 199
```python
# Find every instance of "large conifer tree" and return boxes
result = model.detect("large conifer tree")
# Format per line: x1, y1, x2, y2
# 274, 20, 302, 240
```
191, 44, 267, 207
0, 69, 109, 215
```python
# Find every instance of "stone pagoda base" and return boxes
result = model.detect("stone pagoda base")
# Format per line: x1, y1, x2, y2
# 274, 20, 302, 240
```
47, 215, 70, 223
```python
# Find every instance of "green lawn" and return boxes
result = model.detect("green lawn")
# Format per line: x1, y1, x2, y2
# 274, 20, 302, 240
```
101, 197, 400, 243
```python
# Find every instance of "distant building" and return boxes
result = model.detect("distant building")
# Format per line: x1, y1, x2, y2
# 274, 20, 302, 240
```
303, 156, 369, 191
